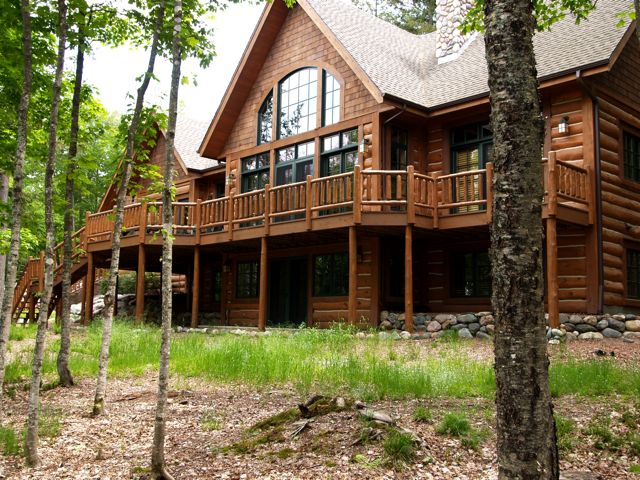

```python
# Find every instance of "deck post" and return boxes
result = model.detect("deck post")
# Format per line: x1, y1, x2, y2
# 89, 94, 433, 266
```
406, 165, 415, 224
83, 252, 95, 325
191, 245, 200, 328
305, 175, 312, 230
264, 184, 270, 236
432, 173, 440, 229
546, 152, 560, 328
135, 244, 146, 323
28, 291, 36, 323
404, 225, 414, 333
258, 237, 268, 331
348, 226, 357, 325
353, 166, 362, 224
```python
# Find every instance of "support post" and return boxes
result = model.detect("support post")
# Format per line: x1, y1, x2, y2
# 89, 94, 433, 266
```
135, 244, 146, 323
546, 217, 560, 329
348, 226, 357, 325
432, 173, 440, 229
28, 293, 36, 324
406, 165, 415, 224
264, 184, 270, 236
404, 225, 414, 333
258, 237, 268, 331
353, 165, 362, 224
306, 175, 312, 230
191, 245, 200, 328
83, 252, 95, 325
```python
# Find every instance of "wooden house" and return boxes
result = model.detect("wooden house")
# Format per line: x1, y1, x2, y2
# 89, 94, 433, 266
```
13, 0, 640, 331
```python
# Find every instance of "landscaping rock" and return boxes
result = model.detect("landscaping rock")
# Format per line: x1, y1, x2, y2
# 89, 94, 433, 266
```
485, 324, 495, 334
468, 322, 481, 335
550, 328, 564, 338
625, 320, 640, 332
612, 313, 627, 321
559, 313, 570, 324
414, 325, 427, 334
623, 331, 640, 339
595, 319, 609, 331
479, 315, 494, 326
415, 314, 427, 326
548, 339, 560, 345
457, 328, 473, 339
399, 331, 411, 340
607, 318, 626, 332
380, 320, 393, 331
623, 337, 635, 343
574, 324, 597, 334
476, 331, 491, 341
568, 314, 583, 324
563, 323, 575, 332
625, 313, 637, 320
582, 315, 597, 326
426, 320, 441, 333
379, 311, 389, 323
451, 324, 466, 331
355, 332, 366, 339
601, 328, 622, 338
435, 313, 456, 324
578, 332, 603, 340
457, 313, 477, 324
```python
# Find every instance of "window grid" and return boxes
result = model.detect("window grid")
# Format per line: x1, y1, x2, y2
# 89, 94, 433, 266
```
451, 252, 491, 298
313, 252, 348, 296
241, 153, 270, 193
236, 261, 259, 298
278, 68, 318, 139
257, 92, 273, 145
623, 132, 640, 182
322, 70, 341, 127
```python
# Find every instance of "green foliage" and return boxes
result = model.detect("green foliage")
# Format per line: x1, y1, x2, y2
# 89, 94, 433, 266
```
351, 0, 436, 34
0, 425, 21, 456
554, 414, 577, 451
383, 431, 415, 467
201, 411, 221, 431
9, 323, 38, 341
38, 407, 62, 438
436, 412, 471, 437
630, 464, 640, 474
412, 405, 432, 423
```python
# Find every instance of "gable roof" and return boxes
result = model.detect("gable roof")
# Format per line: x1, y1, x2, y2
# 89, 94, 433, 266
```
200, 0, 633, 157
175, 117, 219, 171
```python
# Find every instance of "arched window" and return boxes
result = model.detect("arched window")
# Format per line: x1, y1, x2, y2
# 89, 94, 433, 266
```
278, 67, 318, 138
322, 71, 340, 126
257, 92, 273, 145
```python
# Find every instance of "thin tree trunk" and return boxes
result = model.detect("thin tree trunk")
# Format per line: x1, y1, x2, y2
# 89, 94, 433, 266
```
635, 0, 639, 41
151, 0, 181, 476
93, 0, 166, 416
24, 0, 68, 466
0, 0, 34, 404
57, 9, 86, 388
483, 1, 558, 479
0, 175, 9, 302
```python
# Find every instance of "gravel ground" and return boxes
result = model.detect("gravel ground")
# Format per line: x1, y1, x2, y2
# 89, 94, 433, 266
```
0, 338, 637, 479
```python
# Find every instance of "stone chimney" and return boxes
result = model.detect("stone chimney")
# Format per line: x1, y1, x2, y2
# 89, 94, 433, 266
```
435, 0, 475, 63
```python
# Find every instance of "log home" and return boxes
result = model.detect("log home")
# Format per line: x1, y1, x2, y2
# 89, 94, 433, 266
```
13, 0, 640, 332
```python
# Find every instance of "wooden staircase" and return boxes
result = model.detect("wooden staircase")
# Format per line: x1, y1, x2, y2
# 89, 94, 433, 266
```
11, 227, 88, 323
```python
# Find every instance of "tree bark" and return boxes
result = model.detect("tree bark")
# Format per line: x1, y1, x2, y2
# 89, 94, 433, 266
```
57, 8, 86, 389
151, 0, 181, 476
0, 0, 34, 403
25, 0, 68, 466
483, 1, 558, 479
0, 175, 9, 303
635, 0, 639, 41
93, 0, 166, 416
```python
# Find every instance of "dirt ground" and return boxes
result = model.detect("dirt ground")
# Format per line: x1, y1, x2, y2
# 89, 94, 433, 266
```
0, 338, 638, 480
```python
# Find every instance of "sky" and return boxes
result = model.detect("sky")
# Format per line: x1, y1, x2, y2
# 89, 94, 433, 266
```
83, 2, 265, 122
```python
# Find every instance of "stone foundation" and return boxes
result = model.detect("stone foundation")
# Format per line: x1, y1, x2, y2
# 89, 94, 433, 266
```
380, 311, 640, 342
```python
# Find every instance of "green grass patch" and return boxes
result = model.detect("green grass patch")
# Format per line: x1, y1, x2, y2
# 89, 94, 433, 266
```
555, 414, 577, 452
436, 411, 488, 450
630, 464, 640, 474
0, 425, 21, 456
412, 405, 432, 423
5, 320, 640, 401
382, 431, 415, 468
9, 323, 38, 341
201, 411, 222, 431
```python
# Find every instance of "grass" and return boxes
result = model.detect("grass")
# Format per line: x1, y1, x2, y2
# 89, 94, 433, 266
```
555, 414, 577, 451
0, 425, 21, 456
412, 405, 432, 423
9, 323, 38, 341
201, 411, 222, 431
436, 411, 488, 450
382, 431, 415, 467
4, 320, 640, 401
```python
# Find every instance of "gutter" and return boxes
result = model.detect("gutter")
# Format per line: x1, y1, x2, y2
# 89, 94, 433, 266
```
576, 70, 604, 314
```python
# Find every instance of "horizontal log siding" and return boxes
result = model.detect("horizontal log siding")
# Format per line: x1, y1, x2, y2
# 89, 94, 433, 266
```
221, 5, 377, 155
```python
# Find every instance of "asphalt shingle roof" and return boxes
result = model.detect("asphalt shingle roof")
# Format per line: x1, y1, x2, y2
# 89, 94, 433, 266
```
304, 0, 632, 109
175, 117, 220, 170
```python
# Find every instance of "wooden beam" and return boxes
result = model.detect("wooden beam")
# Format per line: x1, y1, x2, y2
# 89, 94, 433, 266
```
135, 244, 146, 323
404, 225, 413, 333
28, 293, 36, 324
258, 237, 268, 331
546, 217, 560, 329
191, 246, 201, 328
83, 252, 95, 325
348, 226, 357, 325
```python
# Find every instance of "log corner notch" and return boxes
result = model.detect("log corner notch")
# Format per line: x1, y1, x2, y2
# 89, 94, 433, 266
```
546, 151, 560, 329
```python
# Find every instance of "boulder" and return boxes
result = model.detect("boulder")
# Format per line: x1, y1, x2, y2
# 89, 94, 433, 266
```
435, 313, 456, 324
625, 320, 640, 332
602, 328, 622, 338
415, 314, 427, 326
457, 328, 473, 339
612, 313, 627, 321
607, 318, 626, 332
582, 315, 598, 326
479, 315, 494, 326
563, 323, 575, 332
596, 319, 609, 331
625, 314, 637, 320
426, 321, 442, 333
574, 324, 597, 333
399, 331, 411, 340
380, 320, 393, 331
468, 323, 481, 335
578, 332, 604, 340
623, 331, 640, 339
559, 313, 570, 325
568, 314, 583, 324
477, 311, 492, 317
485, 324, 495, 334
550, 328, 564, 338
451, 323, 466, 331
476, 331, 491, 341
457, 313, 477, 324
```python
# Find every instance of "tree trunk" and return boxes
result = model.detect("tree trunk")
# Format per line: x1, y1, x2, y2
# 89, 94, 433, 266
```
635, 0, 639, 41
57, 11, 86, 389
151, 0, 181, 476
0, 175, 9, 303
483, 1, 558, 479
93, 0, 166, 416
0, 0, 34, 403
24, 0, 68, 466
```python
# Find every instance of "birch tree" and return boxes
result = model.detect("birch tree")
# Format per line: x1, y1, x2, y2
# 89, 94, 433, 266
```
25, 0, 68, 465
150, 0, 181, 474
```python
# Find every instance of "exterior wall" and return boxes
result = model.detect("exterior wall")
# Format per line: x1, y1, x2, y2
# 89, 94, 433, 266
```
221, 4, 377, 157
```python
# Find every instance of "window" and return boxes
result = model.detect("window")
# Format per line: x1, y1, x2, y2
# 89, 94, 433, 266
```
241, 153, 270, 193
390, 127, 408, 170
451, 252, 491, 298
623, 132, 640, 182
279, 68, 318, 138
321, 129, 358, 176
236, 261, 259, 298
276, 141, 315, 186
258, 92, 273, 145
323, 70, 340, 127
627, 249, 640, 300
313, 252, 348, 296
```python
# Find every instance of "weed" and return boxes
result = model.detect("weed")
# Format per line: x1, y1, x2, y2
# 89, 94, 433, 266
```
201, 411, 222, 431
461, 429, 488, 450
9, 324, 37, 341
351, 453, 382, 468
383, 430, 415, 468
555, 415, 577, 452
622, 411, 638, 430
0, 425, 21, 455
412, 405, 432, 423
38, 407, 62, 438
436, 330, 459, 344
436, 412, 470, 437
630, 464, 640, 474
272, 447, 295, 459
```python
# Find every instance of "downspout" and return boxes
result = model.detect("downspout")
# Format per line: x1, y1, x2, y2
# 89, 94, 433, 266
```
576, 70, 604, 314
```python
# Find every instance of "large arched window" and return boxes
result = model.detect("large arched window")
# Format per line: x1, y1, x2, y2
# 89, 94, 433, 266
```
257, 92, 273, 145
278, 67, 318, 138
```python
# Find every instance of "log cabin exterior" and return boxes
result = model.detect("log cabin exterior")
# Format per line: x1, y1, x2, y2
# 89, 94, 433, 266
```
12, 0, 640, 330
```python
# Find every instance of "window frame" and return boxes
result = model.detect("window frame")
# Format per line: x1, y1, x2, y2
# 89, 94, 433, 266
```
320, 128, 358, 177
240, 152, 270, 193
312, 251, 349, 297
235, 260, 259, 299
275, 141, 315, 186
625, 244, 640, 303
622, 130, 640, 184
257, 91, 273, 145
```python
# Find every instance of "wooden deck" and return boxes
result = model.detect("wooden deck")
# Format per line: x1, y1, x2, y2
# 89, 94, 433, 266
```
11, 154, 592, 325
